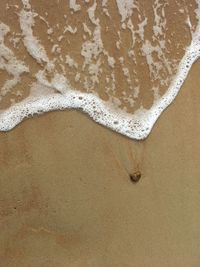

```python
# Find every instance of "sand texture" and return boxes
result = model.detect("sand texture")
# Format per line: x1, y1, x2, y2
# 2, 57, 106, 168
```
1, 1, 200, 266
0, 60, 200, 266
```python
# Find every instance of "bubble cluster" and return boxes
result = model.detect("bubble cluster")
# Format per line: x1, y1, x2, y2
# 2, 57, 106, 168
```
0, 0, 199, 139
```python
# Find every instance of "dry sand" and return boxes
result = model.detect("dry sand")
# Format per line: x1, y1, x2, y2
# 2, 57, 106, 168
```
0, 59, 200, 267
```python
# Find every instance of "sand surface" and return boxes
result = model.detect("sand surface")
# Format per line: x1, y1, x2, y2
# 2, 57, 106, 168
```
1, 1, 200, 266
0, 59, 200, 266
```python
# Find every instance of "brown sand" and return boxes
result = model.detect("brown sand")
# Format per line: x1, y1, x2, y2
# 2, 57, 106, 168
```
0, 59, 200, 266
1, 1, 200, 266
0, 0, 197, 112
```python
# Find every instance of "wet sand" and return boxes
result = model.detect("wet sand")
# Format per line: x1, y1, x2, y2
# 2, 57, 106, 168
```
0, 59, 200, 266
1, 1, 200, 266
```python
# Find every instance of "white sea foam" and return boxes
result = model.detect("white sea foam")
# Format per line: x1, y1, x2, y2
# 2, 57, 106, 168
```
0, 1, 200, 139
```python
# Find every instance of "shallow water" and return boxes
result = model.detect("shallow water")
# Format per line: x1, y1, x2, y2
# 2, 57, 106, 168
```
0, 0, 199, 139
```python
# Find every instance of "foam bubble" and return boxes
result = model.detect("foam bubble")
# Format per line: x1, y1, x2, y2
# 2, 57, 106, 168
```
0, 0, 200, 139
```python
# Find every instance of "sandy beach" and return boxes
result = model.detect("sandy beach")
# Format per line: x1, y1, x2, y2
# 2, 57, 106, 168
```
0, 58, 200, 266
1, 1, 200, 266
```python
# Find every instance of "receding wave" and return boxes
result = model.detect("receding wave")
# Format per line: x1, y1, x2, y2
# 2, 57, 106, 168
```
0, 0, 199, 139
